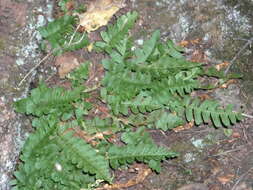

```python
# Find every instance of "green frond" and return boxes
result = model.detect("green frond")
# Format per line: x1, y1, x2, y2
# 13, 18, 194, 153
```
95, 11, 138, 54
154, 111, 185, 130
57, 131, 111, 182
133, 30, 160, 64
185, 99, 242, 127
108, 143, 178, 172
20, 116, 59, 162
38, 15, 89, 55
82, 116, 121, 135
14, 83, 84, 117
67, 62, 90, 86
121, 127, 154, 145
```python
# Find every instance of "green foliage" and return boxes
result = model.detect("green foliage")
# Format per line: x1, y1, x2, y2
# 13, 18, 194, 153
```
67, 62, 90, 86
109, 144, 178, 172
38, 15, 89, 55
109, 128, 178, 172
95, 11, 138, 54
14, 82, 84, 117
98, 12, 242, 130
184, 98, 242, 127
57, 131, 111, 182
13, 11, 244, 189
12, 117, 97, 189
58, 0, 70, 13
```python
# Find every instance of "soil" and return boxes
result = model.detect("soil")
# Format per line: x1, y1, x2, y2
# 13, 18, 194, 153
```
0, 0, 252, 190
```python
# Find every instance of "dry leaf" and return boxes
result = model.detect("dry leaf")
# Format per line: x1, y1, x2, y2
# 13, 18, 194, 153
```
220, 79, 237, 88
215, 61, 230, 71
217, 174, 235, 184
198, 94, 211, 101
78, 0, 125, 32
232, 132, 241, 138
64, 128, 113, 146
179, 38, 201, 47
190, 49, 206, 63
172, 121, 194, 132
87, 43, 93, 52
54, 52, 81, 78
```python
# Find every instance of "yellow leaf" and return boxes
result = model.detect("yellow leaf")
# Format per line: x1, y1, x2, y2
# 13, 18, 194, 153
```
87, 43, 93, 52
78, 0, 125, 33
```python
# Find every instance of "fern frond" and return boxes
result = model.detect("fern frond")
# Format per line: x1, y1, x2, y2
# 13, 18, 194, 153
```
95, 11, 138, 54
153, 110, 185, 130
14, 83, 84, 117
20, 116, 59, 162
38, 15, 89, 55
121, 127, 154, 145
133, 30, 160, 64
82, 116, 121, 135
67, 62, 90, 86
57, 131, 111, 182
185, 98, 242, 127
152, 77, 200, 97
122, 92, 162, 114
108, 143, 178, 172
13, 117, 95, 189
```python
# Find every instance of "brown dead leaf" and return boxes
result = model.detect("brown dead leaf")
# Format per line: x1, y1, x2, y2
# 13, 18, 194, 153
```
198, 94, 211, 101
232, 132, 241, 138
96, 167, 151, 190
179, 38, 201, 47
64, 128, 113, 146
54, 52, 81, 78
78, 0, 125, 32
190, 49, 206, 63
217, 174, 235, 184
220, 79, 237, 88
215, 61, 230, 71
172, 121, 194, 132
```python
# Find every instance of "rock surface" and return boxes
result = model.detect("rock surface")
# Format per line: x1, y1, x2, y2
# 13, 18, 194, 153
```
0, 0, 53, 189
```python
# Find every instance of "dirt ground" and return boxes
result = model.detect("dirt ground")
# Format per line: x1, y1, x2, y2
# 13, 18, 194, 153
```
0, 0, 252, 190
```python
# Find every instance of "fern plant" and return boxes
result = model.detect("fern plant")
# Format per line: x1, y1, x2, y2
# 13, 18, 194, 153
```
38, 14, 89, 55
12, 11, 244, 190
98, 12, 242, 129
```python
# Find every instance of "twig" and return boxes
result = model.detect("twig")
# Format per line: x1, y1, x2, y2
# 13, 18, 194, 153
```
241, 113, 253, 119
18, 33, 87, 87
18, 52, 53, 87
231, 167, 253, 190
68, 24, 81, 45
225, 37, 253, 74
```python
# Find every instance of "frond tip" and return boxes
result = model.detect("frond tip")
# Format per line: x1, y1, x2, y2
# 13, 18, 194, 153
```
185, 99, 242, 127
